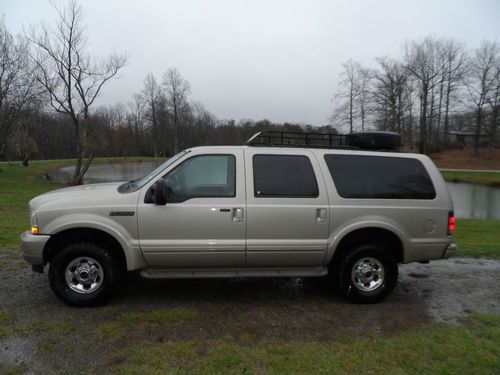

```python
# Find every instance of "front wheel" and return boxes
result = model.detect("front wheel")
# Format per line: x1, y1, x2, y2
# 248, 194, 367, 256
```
336, 244, 398, 303
49, 242, 119, 306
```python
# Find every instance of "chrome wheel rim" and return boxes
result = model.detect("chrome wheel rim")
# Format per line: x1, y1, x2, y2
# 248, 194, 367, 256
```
351, 257, 385, 292
65, 257, 104, 294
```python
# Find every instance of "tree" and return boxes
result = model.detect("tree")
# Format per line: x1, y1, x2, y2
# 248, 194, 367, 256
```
141, 73, 162, 156
404, 38, 447, 153
163, 68, 191, 153
333, 59, 363, 133
465, 40, 500, 155
486, 62, 500, 159
441, 40, 467, 139
0, 19, 40, 161
27, 0, 127, 184
371, 57, 409, 135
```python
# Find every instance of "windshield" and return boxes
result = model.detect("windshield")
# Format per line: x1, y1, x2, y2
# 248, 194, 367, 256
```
117, 150, 189, 193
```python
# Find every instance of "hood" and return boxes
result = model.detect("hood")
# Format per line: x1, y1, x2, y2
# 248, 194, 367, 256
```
29, 182, 124, 212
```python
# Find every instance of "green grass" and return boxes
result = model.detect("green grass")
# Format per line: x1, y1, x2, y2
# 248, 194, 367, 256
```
119, 314, 500, 374
441, 170, 500, 187
454, 219, 500, 258
0, 310, 15, 338
0, 157, 161, 250
97, 308, 198, 341
15, 320, 73, 350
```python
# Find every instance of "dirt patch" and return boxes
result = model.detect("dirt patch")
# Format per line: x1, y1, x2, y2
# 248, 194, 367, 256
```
0, 255, 499, 373
429, 147, 500, 170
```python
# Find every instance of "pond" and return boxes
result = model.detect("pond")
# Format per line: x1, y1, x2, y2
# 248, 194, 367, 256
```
48, 161, 162, 185
49, 162, 500, 220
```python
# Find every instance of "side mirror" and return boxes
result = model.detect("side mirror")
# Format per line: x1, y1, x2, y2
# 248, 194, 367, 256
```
154, 179, 167, 205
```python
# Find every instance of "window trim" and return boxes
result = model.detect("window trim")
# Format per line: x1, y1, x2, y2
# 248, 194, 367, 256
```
155, 153, 237, 203
323, 154, 436, 200
252, 154, 319, 198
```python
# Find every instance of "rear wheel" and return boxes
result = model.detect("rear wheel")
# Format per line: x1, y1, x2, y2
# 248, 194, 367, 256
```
49, 242, 119, 306
336, 244, 398, 303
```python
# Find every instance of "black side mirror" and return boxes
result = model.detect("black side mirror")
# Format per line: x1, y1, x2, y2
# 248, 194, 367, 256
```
154, 179, 167, 205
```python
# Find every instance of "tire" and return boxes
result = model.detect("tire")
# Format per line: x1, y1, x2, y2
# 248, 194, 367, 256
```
336, 244, 398, 304
347, 131, 401, 151
49, 242, 119, 307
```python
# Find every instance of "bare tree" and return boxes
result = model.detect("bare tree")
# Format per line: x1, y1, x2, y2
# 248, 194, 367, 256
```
163, 68, 191, 153
486, 62, 500, 158
141, 73, 162, 156
0, 19, 40, 160
405, 37, 447, 153
371, 57, 409, 135
441, 39, 467, 140
26, 0, 127, 184
333, 59, 363, 133
465, 40, 499, 155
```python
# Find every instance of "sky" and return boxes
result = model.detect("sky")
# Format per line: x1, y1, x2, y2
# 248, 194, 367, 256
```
3, 0, 500, 125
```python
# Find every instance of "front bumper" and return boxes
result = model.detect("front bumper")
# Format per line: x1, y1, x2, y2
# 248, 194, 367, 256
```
20, 231, 50, 266
442, 243, 457, 259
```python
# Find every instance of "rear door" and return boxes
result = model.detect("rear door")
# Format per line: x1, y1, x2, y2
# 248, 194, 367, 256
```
244, 148, 330, 266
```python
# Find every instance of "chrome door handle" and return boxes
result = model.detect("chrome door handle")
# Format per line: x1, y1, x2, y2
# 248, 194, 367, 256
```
316, 208, 327, 223
232, 208, 244, 222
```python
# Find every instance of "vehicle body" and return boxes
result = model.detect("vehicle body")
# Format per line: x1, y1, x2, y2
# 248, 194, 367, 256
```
21, 131, 457, 306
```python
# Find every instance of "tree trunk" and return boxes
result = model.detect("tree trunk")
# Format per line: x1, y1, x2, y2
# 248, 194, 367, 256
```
474, 106, 482, 156
419, 88, 428, 154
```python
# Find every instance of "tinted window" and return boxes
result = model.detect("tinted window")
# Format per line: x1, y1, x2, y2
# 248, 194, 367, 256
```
253, 155, 318, 197
163, 154, 235, 202
324, 155, 436, 199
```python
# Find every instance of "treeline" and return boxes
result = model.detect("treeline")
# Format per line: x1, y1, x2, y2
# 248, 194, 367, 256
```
1, 1, 499, 186
332, 37, 500, 156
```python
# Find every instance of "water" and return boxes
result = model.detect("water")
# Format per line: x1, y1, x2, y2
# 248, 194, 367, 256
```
447, 182, 500, 220
48, 161, 162, 184
49, 163, 500, 220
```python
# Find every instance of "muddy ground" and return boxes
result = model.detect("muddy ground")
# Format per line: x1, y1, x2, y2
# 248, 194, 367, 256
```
0, 255, 499, 374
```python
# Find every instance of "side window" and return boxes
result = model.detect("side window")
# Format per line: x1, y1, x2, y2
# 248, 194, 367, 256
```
253, 154, 318, 198
324, 154, 436, 199
163, 154, 236, 202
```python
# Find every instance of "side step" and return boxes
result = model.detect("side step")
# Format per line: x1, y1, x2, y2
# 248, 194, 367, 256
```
140, 267, 328, 279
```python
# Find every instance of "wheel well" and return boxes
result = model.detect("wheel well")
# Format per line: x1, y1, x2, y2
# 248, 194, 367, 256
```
331, 227, 404, 265
43, 228, 127, 272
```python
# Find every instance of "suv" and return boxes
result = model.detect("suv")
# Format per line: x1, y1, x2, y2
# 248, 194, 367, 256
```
21, 131, 457, 306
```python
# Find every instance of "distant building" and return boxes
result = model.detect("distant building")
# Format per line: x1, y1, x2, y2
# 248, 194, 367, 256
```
447, 131, 489, 146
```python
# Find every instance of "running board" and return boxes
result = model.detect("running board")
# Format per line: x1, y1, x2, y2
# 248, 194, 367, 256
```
140, 266, 328, 279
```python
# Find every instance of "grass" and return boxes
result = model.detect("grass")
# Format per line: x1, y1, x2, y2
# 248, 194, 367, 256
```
118, 314, 500, 374
453, 219, 500, 258
0, 310, 15, 338
15, 320, 72, 350
0, 157, 161, 250
97, 308, 198, 341
440, 170, 500, 187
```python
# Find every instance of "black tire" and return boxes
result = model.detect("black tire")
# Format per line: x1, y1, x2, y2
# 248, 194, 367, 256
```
336, 244, 398, 304
49, 242, 119, 307
347, 131, 401, 151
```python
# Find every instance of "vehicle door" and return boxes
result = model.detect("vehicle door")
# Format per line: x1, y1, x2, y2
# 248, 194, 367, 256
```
244, 148, 330, 266
138, 149, 246, 267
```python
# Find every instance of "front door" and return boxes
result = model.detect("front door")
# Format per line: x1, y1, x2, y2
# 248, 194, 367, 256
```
138, 149, 246, 267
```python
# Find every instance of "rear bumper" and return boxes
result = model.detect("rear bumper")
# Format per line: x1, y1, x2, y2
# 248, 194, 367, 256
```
20, 231, 50, 266
442, 243, 457, 259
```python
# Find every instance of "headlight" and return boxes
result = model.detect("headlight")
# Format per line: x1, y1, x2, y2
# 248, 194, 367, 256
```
30, 211, 39, 234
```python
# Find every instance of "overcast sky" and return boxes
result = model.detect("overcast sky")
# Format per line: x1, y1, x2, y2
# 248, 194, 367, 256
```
3, 0, 500, 125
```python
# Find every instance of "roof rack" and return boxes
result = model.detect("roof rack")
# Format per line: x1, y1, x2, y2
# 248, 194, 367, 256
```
246, 131, 353, 150
245, 130, 401, 151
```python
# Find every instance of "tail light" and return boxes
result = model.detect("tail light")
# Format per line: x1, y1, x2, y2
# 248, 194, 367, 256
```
447, 211, 455, 236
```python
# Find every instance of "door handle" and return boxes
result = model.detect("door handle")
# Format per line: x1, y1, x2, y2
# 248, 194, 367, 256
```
316, 208, 327, 223
232, 208, 244, 222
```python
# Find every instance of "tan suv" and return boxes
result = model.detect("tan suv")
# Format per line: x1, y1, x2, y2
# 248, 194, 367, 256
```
21, 131, 457, 306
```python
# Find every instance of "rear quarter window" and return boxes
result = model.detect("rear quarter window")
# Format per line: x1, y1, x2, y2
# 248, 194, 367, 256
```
324, 154, 436, 199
